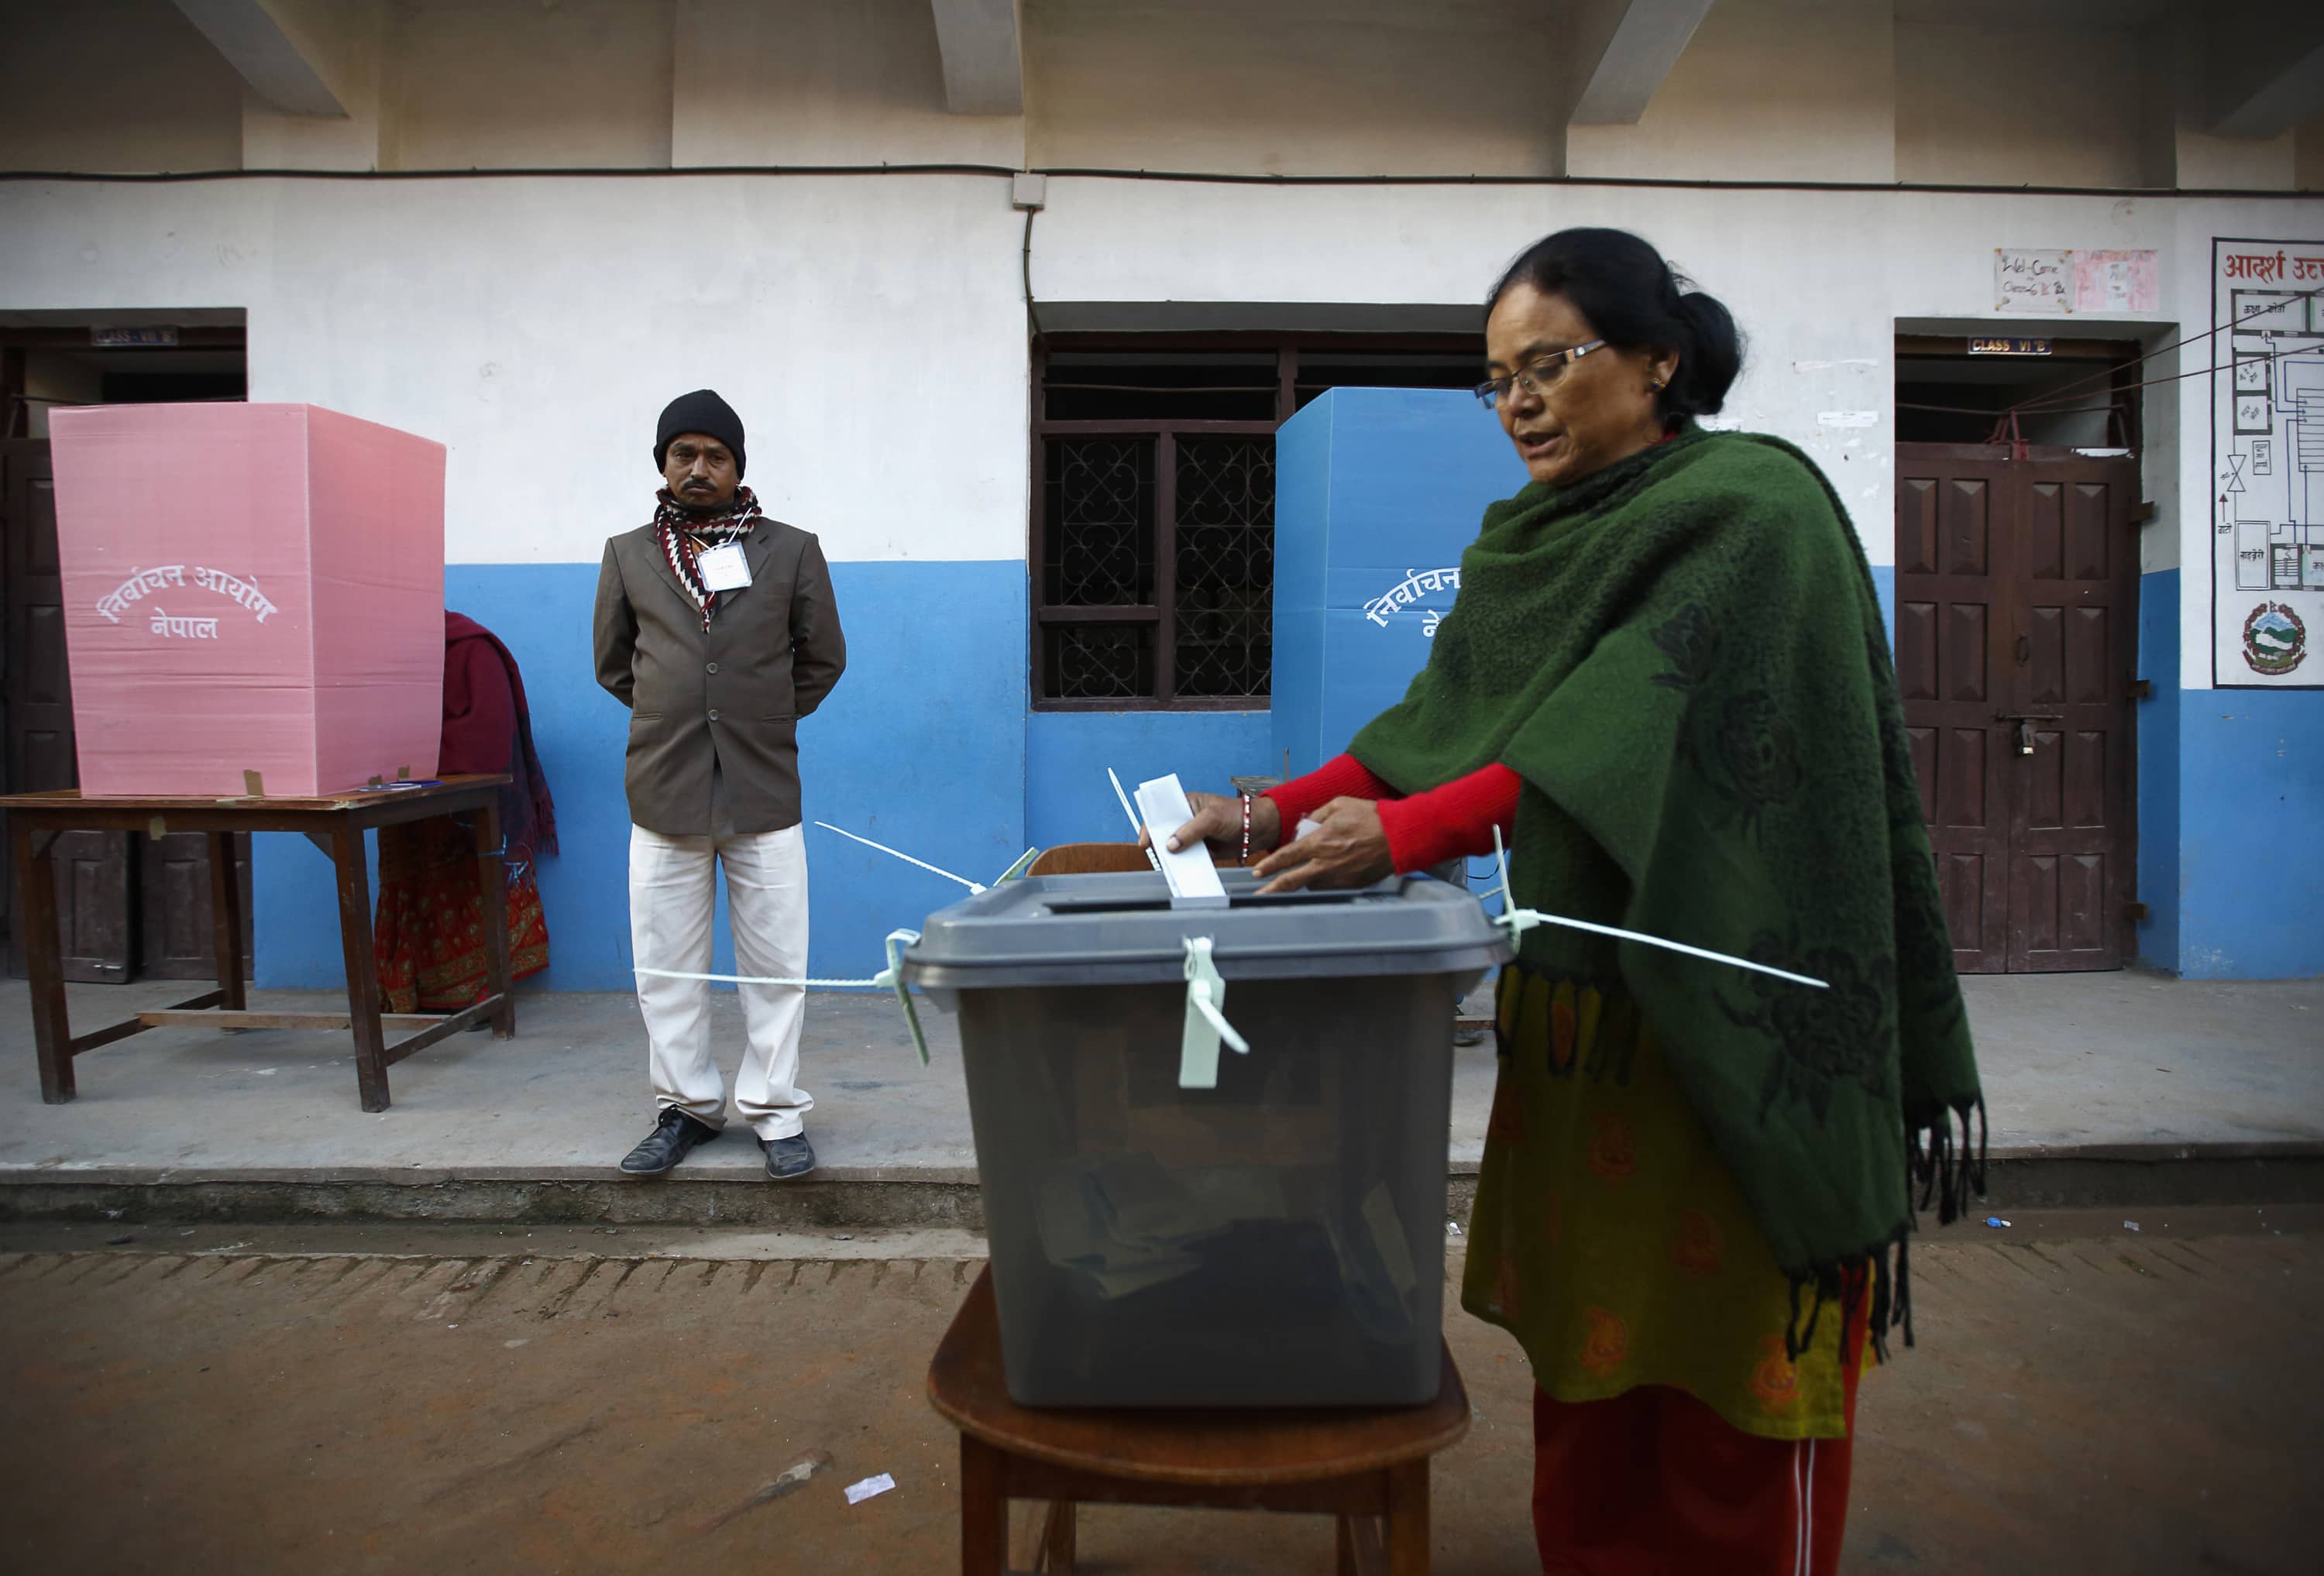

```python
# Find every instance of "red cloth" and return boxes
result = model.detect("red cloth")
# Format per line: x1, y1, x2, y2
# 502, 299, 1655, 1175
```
438, 630, 517, 777
1530, 1309, 1865, 1576
442, 612, 557, 857
1263, 754, 1520, 870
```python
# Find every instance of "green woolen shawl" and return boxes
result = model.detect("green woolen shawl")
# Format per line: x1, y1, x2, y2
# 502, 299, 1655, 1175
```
1352, 424, 1983, 1351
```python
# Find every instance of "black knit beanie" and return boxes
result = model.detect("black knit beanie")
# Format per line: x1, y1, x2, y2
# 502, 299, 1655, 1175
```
654, 389, 746, 479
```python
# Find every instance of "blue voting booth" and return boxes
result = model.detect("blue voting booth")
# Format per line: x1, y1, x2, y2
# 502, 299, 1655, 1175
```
1272, 388, 1531, 777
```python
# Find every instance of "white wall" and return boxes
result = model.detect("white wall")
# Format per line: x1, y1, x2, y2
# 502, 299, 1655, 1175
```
0, 0, 245, 173
0, 174, 1030, 565
1567, 0, 1896, 184
240, 0, 390, 173
1022, 0, 1563, 177
674, 0, 1023, 167
5, 170, 2320, 686
1896, 16, 2153, 187
380, 0, 676, 170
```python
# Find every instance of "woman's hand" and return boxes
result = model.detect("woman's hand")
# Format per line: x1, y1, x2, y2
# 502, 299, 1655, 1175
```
1251, 796, 1394, 894
1143, 790, 1283, 864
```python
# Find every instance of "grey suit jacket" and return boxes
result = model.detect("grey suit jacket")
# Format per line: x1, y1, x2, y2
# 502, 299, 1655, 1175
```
593, 516, 846, 836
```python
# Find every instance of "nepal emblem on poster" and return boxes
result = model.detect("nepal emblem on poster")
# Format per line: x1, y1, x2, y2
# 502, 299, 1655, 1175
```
2242, 602, 2307, 676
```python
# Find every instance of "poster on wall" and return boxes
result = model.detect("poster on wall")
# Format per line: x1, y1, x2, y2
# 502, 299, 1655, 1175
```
2212, 237, 2324, 688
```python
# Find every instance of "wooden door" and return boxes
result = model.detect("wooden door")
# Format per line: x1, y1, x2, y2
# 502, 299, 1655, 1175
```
2006, 459, 2138, 971
139, 832, 253, 980
1895, 445, 2139, 973
2, 440, 134, 981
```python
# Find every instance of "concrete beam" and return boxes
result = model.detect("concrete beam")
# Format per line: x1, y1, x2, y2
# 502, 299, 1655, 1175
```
929, 0, 1023, 116
2206, 22, 2324, 140
170, 0, 346, 118
1569, 0, 1717, 125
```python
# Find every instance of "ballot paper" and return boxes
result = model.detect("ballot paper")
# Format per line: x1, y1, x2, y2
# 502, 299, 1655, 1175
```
1133, 773, 1229, 909
1037, 1155, 1292, 1301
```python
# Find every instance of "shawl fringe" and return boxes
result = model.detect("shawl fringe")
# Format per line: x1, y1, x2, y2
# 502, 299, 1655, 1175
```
1783, 1096, 1987, 1366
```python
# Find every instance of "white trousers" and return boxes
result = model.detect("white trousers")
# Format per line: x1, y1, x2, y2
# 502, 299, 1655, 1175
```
630, 823, 813, 1140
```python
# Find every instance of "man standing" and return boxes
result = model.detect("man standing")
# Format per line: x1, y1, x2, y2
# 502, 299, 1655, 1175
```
594, 390, 845, 1179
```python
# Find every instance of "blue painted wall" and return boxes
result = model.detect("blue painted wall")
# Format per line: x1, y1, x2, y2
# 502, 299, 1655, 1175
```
2135, 571, 2183, 972
1273, 389, 1530, 776
256, 559, 1027, 988
2174, 690, 2322, 980
2128, 567, 2322, 980
1024, 711, 1272, 847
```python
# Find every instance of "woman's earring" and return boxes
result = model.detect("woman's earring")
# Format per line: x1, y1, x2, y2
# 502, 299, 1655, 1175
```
1648, 379, 1666, 392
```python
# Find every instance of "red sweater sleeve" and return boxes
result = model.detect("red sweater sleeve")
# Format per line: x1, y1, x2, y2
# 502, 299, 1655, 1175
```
1374, 763, 1521, 872
1263, 754, 1395, 826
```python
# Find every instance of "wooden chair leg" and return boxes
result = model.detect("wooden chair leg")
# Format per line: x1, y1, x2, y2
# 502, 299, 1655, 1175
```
1384, 1459, 1430, 1575
1339, 1512, 1387, 1575
328, 823, 390, 1112
16, 822, 74, 1104
1012, 1500, 1076, 1572
959, 1434, 1008, 1576
1043, 1502, 1077, 1572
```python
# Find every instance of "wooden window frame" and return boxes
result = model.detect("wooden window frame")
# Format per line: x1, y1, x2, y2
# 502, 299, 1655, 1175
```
1029, 331, 1481, 712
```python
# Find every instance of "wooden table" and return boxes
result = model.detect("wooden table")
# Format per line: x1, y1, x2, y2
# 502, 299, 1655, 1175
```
2, 776, 516, 1112
928, 1265, 1470, 1574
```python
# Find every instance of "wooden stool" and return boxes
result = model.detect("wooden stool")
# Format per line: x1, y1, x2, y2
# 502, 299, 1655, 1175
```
928, 1265, 1470, 1574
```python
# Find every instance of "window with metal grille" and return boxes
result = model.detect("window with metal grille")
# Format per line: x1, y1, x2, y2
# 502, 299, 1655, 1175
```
1031, 335, 1484, 709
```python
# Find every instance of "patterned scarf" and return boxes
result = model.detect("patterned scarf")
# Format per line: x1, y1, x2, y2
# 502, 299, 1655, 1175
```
652, 485, 763, 632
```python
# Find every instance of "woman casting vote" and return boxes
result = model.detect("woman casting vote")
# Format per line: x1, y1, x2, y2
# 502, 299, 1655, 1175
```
1164, 228, 1983, 1575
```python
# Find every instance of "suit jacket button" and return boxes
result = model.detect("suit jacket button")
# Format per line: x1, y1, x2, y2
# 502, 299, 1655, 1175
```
706, 661, 719, 674
708, 709, 721, 721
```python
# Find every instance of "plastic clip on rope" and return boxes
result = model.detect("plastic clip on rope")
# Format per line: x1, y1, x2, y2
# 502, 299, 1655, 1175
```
1485, 827, 1828, 991
1178, 936, 1250, 1090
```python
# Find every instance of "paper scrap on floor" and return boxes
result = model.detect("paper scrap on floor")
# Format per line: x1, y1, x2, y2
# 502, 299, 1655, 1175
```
844, 1473, 896, 1506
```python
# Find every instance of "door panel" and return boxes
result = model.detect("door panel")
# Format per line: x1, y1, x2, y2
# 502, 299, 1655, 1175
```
2003, 458, 2137, 973
3, 441, 133, 982
1895, 445, 2139, 973
139, 831, 253, 980
1894, 452, 2016, 973
1941, 478, 1992, 575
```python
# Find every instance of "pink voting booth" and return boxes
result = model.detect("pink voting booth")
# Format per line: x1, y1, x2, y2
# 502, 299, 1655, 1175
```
48, 403, 446, 798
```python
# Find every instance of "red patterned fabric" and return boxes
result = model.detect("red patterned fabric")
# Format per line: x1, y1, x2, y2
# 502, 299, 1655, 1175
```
1530, 1301, 1865, 1575
373, 816, 549, 1012
374, 613, 555, 1009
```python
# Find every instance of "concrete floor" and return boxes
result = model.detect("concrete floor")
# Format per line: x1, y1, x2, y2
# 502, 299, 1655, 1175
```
0, 971, 2315, 1190
0, 1210, 2314, 1575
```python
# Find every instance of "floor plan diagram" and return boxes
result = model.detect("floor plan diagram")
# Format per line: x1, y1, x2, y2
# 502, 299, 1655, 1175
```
2215, 239, 2324, 686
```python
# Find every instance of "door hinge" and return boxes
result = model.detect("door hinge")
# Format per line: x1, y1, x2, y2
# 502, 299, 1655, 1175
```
2129, 678, 2154, 699
2124, 901, 2150, 922
2130, 501, 2157, 525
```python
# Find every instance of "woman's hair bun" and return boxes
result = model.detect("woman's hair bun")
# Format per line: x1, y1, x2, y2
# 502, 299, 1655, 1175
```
1487, 228, 1745, 421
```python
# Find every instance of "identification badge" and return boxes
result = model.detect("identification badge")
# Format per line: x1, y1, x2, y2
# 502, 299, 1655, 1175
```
697, 543, 751, 592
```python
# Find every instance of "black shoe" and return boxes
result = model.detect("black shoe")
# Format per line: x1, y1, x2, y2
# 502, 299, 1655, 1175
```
759, 1133, 816, 1180
619, 1109, 719, 1176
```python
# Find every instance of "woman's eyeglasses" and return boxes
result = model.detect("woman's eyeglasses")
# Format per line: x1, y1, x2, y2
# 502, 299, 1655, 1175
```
1473, 341, 1608, 410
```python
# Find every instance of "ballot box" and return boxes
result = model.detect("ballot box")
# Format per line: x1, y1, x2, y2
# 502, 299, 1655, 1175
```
48, 403, 445, 798
1271, 387, 1528, 777
904, 870, 1511, 1407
